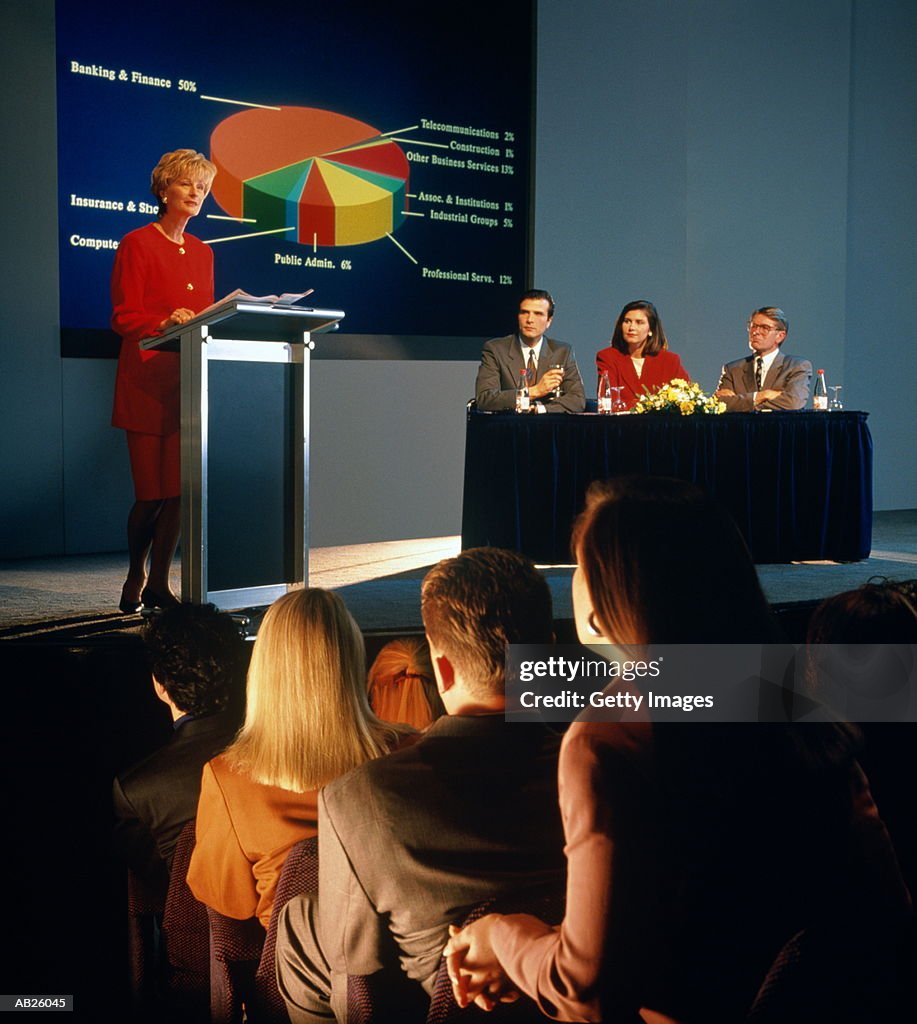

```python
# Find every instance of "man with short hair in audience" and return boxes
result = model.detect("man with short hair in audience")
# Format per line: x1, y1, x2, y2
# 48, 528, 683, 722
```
715, 306, 812, 410
276, 547, 566, 1022
112, 603, 245, 890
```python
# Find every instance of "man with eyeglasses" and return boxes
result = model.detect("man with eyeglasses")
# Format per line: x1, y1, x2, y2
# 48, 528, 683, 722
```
715, 307, 812, 411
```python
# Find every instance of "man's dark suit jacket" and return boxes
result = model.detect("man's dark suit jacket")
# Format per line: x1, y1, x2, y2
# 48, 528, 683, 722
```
716, 350, 812, 411
475, 334, 586, 412
278, 714, 565, 1020
113, 709, 237, 888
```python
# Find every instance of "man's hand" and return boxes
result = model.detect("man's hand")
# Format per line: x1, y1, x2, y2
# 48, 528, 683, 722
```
714, 387, 736, 398
529, 368, 563, 399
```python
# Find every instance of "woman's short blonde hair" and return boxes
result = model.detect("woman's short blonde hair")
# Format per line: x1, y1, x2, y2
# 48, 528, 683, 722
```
224, 588, 410, 792
150, 148, 217, 216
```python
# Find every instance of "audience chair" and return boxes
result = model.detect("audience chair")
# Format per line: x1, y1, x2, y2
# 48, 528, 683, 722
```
251, 835, 320, 1023
126, 866, 166, 1012
746, 921, 913, 1023
159, 819, 210, 1020
207, 907, 265, 1024
426, 888, 565, 1024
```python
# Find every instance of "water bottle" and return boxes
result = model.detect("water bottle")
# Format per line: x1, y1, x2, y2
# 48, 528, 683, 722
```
598, 371, 612, 414
515, 369, 530, 413
813, 369, 828, 411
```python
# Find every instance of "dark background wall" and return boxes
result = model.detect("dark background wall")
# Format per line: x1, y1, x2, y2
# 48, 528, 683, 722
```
2, 0, 914, 558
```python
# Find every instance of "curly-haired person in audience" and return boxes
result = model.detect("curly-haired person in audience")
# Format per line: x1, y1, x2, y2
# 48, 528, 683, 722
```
113, 602, 245, 892
446, 478, 911, 1024
187, 588, 416, 930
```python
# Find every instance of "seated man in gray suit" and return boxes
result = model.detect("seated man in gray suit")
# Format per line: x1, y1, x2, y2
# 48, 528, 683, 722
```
113, 603, 244, 890
276, 547, 566, 1023
475, 288, 586, 412
715, 306, 812, 411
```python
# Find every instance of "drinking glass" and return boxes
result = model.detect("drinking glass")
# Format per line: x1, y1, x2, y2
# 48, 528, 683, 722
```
610, 386, 627, 414
829, 385, 843, 411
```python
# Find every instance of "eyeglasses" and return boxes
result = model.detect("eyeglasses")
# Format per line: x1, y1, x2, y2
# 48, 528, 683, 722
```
747, 321, 780, 334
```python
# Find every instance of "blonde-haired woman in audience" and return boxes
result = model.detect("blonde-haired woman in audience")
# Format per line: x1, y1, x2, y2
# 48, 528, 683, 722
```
367, 636, 445, 730
188, 588, 416, 929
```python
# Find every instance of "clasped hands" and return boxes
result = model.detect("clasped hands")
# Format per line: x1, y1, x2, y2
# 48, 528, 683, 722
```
442, 914, 519, 1012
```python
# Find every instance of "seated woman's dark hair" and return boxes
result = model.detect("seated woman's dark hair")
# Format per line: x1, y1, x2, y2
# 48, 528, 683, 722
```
807, 578, 917, 645
571, 476, 778, 644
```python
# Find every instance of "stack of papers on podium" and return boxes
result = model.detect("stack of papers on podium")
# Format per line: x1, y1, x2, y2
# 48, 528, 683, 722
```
196, 287, 315, 319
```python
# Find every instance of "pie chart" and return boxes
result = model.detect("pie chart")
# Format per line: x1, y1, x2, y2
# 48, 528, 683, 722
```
210, 106, 410, 247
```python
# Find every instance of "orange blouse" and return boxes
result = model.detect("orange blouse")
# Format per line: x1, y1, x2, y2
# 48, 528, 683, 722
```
187, 755, 320, 929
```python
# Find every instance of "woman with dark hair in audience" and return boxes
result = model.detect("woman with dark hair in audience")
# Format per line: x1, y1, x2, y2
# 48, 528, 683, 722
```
807, 578, 917, 646
595, 300, 690, 410
187, 588, 416, 929
805, 578, 917, 912
446, 477, 910, 1023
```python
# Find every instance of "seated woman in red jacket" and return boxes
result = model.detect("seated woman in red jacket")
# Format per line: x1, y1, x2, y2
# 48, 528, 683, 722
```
111, 148, 217, 612
595, 300, 690, 410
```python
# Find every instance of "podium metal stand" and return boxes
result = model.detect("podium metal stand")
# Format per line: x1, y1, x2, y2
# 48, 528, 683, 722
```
141, 301, 345, 608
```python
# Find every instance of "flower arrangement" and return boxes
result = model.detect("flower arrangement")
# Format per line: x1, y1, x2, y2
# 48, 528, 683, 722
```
632, 379, 726, 416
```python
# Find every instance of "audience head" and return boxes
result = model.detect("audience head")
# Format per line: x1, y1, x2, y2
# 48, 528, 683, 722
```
227, 588, 404, 792
807, 579, 917, 645
805, 579, 917, 719
367, 637, 444, 728
610, 299, 668, 357
143, 602, 244, 716
571, 476, 777, 645
421, 547, 553, 705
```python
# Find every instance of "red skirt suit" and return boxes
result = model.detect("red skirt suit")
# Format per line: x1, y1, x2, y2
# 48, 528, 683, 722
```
595, 346, 690, 410
111, 224, 213, 498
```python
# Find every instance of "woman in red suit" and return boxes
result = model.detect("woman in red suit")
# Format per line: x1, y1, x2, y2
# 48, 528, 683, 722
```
111, 149, 216, 611
595, 299, 690, 409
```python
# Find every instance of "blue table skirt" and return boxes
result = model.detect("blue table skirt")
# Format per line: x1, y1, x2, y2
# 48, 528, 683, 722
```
461, 411, 872, 564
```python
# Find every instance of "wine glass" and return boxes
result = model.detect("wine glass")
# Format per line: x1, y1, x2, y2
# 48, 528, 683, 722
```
610, 386, 626, 414
548, 363, 564, 400
829, 385, 843, 411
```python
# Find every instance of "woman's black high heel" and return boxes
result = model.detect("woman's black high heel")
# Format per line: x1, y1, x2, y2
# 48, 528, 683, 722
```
140, 587, 180, 610
119, 584, 143, 614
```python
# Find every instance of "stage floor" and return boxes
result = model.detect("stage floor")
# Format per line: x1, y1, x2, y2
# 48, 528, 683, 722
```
2, 511, 916, 638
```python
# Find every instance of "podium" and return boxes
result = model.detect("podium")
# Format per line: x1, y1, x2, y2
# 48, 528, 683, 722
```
141, 301, 345, 608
